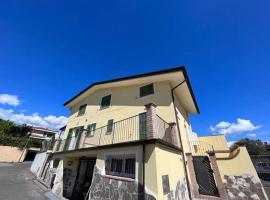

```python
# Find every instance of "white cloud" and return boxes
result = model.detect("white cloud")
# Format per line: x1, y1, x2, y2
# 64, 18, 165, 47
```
227, 141, 236, 147
210, 118, 261, 135
247, 133, 256, 137
0, 94, 20, 106
0, 108, 68, 130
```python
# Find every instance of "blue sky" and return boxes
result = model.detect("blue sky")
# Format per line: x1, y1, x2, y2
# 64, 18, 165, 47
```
0, 1, 269, 143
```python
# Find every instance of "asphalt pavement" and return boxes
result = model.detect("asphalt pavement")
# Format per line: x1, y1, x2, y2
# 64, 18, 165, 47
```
0, 162, 48, 200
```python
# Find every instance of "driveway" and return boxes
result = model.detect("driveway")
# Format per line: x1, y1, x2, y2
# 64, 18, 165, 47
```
0, 162, 48, 200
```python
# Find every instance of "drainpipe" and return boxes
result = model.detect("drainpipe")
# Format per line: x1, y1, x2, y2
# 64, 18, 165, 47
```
171, 80, 192, 200
142, 144, 146, 200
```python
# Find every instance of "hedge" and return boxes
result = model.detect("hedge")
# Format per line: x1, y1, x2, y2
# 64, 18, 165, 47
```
0, 134, 42, 149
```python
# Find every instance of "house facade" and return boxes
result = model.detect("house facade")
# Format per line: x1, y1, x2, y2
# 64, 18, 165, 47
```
37, 67, 268, 200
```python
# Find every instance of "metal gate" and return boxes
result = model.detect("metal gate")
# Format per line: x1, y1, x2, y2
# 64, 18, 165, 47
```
192, 156, 219, 196
251, 155, 270, 199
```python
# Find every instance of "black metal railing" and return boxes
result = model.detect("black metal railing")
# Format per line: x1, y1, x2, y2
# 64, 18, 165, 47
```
53, 114, 175, 153
156, 115, 172, 143
251, 155, 270, 198
41, 140, 55, 151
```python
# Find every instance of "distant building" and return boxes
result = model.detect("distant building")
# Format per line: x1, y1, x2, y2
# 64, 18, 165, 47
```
29, 126, 58, 141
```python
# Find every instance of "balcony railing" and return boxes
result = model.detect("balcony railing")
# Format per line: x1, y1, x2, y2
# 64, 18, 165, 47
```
41, 140, 55, 152
53, 109, 179, 153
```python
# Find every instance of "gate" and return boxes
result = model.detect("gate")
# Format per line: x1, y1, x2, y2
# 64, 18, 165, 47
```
192, 156, 219, 196
251, 155, 270, 198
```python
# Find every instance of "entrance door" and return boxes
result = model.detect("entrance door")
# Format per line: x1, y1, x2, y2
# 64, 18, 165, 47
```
192, 156, 219, 196
72, 158, 96, 200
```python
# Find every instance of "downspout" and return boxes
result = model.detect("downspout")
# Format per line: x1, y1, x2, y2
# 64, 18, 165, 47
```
142, 144, 146, 200
171, 80, 192, 200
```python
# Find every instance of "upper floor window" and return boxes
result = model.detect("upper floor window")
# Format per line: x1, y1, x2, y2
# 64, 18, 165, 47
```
140, 83, 154, 97
105, 155, 136, 179
106, 119, 114, 133
77, 104, 87, 116
87, 123, 96, 137
100, 95, 111, 109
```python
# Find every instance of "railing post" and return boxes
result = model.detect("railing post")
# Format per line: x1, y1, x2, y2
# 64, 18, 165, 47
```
169, 122, 180, 147
145, 103, 158, 139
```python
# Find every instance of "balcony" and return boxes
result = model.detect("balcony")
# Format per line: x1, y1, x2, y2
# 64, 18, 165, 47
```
52, 103, 180, 153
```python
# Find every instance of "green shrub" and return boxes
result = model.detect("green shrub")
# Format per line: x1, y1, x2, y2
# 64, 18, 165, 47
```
0, 134, 42, 149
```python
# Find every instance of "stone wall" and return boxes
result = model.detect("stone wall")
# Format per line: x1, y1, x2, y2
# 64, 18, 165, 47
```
224, 174, 266, 200
163, 177, 189, 200
89, 166, 156, 200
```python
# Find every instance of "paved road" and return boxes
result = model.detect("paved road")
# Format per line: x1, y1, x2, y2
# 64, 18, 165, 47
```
0, 162, 48, 200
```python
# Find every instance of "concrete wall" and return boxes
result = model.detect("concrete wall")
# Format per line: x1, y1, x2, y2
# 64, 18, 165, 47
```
155, 144, 189, 200
0, 145, 26, 162
30, 152, 48, 176
217, 147, 259, 180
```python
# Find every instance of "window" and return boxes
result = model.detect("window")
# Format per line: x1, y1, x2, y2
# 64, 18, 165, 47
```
87, 123, 96, 136
105, 155, 135, 178
106, 119, 114, 133
140, 83, 154, 97
78, 104, 87, 116
100, 95, 111, 109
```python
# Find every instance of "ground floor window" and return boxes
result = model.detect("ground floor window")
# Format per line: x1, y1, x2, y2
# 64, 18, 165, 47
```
105, 155, 136, 179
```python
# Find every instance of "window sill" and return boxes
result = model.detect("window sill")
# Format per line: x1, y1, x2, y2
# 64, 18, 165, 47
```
102, 174, 135, 182
99, 106, 111, 111
137, 93, 155, 99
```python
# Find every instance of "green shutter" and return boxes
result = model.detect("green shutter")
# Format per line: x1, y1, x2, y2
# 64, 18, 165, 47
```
107, 119, 114, 133
64, 129, 73, 150
139, 113, 147, 139
75, 126, 83, 149
87, 123, 96, 136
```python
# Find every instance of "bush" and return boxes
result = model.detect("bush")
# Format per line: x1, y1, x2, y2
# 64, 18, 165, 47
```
0, 134, 42, 149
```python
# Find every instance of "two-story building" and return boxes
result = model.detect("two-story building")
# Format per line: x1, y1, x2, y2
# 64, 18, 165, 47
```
38, 67, 268, 200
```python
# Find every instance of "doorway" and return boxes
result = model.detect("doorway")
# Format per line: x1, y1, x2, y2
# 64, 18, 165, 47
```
71, 158, 96, 200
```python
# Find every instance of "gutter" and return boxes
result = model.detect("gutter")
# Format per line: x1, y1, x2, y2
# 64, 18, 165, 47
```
171, 80, 192, 200
142, 144, 146, 199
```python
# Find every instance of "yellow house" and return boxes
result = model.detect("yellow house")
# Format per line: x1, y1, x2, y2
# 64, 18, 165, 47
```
38, 67, 267, 200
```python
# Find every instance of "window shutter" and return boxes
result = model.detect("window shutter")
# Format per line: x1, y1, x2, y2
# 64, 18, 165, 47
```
139, 113, 147, 139
107, 119, 114, 133
87, 123, 96, 136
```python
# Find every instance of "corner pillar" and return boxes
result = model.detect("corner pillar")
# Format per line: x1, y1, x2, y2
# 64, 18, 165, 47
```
186, 153, 200, 198
208, 152, 228, 200
169, 122, 180, 147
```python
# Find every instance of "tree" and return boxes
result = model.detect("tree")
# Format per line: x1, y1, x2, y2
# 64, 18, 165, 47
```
0, 119, 15, 135
237, 138, 265, 155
